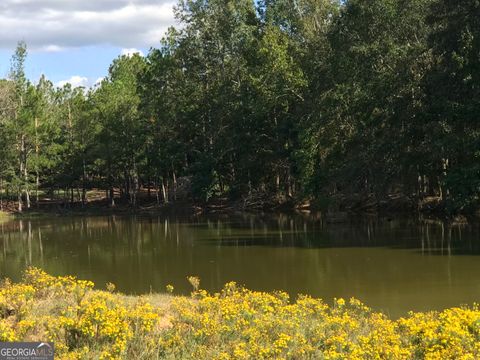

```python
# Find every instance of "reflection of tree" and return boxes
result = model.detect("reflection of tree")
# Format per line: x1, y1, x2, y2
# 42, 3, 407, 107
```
1, 215, 480, 301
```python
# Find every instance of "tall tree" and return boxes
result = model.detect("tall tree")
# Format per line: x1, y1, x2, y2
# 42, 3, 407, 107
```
9, 41, 33, 211
92, 54, 146, 206
425, 0, 480, 210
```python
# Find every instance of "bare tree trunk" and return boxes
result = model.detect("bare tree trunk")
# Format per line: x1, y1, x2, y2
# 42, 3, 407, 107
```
172, 170, 177, 201
18, 188, 22, 212
107, 155, 115, 207
440, 158, 449, 200
132, 158, 138, 207
35, 174, 39, 205
25, 185, 30, 209
82, 159, 87, 206
19, 134, 25, 212
21, 133, 31, 210
133, 172, 138, 207
24, 169, 30, 210
161, 178, 168, 204
438, 176, 443, 200
109, 187, 115, 207
35, 117, 39, 206
15, 99, 23, 212
0, 178, 3, 211
155, 177, 160, 206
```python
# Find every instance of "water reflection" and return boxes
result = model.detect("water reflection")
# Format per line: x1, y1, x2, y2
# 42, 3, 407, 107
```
0, 213, 480, 317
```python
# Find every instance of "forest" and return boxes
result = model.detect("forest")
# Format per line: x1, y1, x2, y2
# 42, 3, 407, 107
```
0, 0, 479, 214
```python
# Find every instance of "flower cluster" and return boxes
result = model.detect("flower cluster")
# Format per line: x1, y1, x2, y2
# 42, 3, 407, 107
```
60, 292, 133, 357
0, 268, 160, 359
159, 283, 480, 359
1, 268, 480, 359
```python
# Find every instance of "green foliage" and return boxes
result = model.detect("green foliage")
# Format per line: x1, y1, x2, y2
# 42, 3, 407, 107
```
1, 0, 480, 213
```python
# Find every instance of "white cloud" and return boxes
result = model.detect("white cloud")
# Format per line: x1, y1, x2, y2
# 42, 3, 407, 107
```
0, 0, 177, 50
39, 45, 64, 52
95, 77, 105, 85
56, 75, 88, 88
121, 48, 145, 57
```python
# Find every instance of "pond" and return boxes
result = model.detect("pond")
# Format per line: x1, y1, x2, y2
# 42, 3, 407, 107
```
1, 213, 479, 318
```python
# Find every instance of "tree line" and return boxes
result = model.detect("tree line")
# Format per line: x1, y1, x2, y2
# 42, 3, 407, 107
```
0, 0, 479, 213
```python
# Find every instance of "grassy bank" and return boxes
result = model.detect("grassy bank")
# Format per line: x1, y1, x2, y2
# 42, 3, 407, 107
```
0, 211, 13, 224
1, 269, 480, 359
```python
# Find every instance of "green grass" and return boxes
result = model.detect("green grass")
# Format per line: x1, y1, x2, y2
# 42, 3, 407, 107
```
0, 211, 13, 222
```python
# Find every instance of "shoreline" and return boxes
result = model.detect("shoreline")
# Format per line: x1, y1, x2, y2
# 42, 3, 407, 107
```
0, 194, 474, 225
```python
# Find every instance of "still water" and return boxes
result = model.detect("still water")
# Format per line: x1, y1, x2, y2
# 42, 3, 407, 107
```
1, 213, 479, 317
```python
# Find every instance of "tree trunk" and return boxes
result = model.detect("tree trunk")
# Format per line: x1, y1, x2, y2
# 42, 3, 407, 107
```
35, 117, 40, 206
63, 188, 68, 208
19, 134, 26, 211
25, 188, 30, 209
123, 169, 129, 201
162, 178, 168, 204
440, 158, 449, 200
18, 188, 22, 212
133, 173, 138, 207
35, 173, 39, 205
147, 176, 151, 199
172, 170, 177, 201
287, 167, 292, 197
82, 158, 87, 206
155, 177, 160, 206
0, 178, 3, 211
109, 187, 115, 207
438, 176, 443, 200
24, 160, 30, 210
132, 159, 139, 207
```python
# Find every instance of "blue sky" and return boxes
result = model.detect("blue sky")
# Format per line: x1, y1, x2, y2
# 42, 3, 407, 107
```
0, 46, 149, 87
0, 0, 176, 87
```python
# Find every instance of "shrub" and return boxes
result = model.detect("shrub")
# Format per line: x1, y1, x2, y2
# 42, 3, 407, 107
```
1, 268, 480, 359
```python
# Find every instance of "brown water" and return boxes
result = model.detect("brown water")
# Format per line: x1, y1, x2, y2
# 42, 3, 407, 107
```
1, 213, 479, 317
